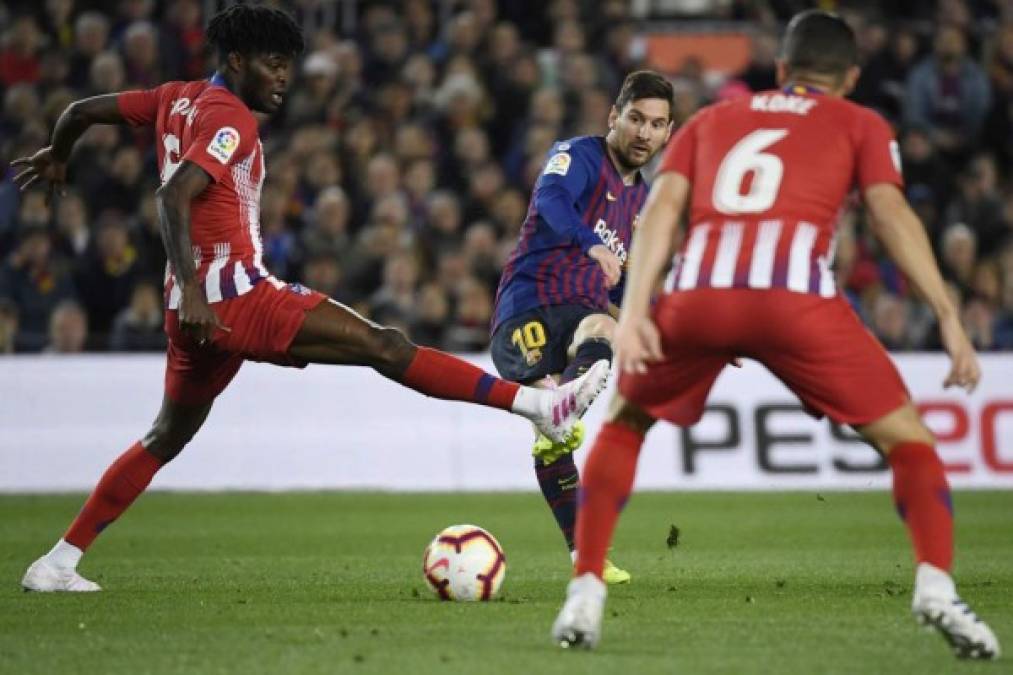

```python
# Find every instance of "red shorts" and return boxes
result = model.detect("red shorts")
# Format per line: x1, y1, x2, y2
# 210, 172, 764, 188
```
163, 279, 327, 406
619, 289, 909, 427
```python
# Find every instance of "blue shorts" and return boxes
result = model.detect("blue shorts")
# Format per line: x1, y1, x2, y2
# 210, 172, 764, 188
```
490, 305, 604, 383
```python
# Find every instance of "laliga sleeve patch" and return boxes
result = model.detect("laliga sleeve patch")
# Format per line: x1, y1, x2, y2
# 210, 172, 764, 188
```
543, 151, 572, 176
207, 126, 241, 165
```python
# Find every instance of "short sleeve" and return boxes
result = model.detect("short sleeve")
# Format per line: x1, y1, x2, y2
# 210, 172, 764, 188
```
855, 110, 903, 190
117, 87, 163, 127
181, 98, 256, 183
657, 112, 700, 180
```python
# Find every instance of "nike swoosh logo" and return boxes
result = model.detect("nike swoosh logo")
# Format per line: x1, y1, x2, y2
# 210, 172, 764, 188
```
606, 192, 617, 201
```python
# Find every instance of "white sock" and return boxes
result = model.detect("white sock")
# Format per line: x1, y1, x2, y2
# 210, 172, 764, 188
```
915, 562, 956, 599
45, 539, 83, 571
510, 385, 542, 418
570, 550, 578, 564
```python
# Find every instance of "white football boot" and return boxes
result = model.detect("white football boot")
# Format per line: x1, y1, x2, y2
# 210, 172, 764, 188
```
552, 572, 607, 650
22, 557, 101, 593
911, 563, 1000, 660
527, 360, 610, 445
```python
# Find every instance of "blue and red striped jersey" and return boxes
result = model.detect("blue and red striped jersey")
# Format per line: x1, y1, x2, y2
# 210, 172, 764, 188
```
492, 136, 649, 332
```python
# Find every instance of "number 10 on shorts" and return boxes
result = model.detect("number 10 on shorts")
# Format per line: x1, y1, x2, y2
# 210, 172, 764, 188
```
512, 321, 547, 367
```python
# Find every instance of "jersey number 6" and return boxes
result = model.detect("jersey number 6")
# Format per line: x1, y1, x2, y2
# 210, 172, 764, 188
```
712, 129, 788, 215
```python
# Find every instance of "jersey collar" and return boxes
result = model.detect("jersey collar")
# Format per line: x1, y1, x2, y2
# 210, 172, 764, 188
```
782, 83, 825, 96
209, 72, 228, 88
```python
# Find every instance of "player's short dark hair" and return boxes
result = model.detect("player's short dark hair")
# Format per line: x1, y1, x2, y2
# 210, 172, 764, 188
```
781, 10, 858, 78
614, 71, 674, 120
206, 2, 304, 61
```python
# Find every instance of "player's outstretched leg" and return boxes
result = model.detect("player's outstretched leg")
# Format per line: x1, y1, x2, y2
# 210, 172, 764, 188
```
531, 316, 630, 583
22, 396, 213, 592
289, 300, 609, 443
552, 395, 654, 649
857, 403, 1001, 660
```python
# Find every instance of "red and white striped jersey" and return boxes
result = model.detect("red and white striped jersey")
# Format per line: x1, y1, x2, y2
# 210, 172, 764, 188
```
657, 86, 903, 298
118, 79, 269, 308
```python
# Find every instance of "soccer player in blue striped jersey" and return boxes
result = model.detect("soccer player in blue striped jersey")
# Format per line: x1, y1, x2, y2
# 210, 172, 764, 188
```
491, 71, 674, 584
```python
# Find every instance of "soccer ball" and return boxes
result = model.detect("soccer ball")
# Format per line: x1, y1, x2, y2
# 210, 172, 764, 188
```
422, 524, 506, 601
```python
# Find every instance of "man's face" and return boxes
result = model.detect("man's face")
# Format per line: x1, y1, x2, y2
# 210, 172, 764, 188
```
239, 52, 293, 114
607, 98, 673, 170
935, 27, 966, 63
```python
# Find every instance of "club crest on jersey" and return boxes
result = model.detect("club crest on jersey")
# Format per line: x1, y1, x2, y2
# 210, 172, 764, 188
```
207, 126, 240, 165
543, 152, 571, 176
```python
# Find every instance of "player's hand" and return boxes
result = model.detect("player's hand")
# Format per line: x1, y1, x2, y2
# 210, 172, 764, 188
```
10, 147, 67, 202
588, 244, 622, 288
939, 314, 980, 392
179, 284, 230, 346
614, 314, 663, 374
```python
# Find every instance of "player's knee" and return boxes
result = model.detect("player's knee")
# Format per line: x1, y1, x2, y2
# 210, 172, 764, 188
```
573, 314, 616, 345
605, 395, 655, 435
368, 325, 416, 375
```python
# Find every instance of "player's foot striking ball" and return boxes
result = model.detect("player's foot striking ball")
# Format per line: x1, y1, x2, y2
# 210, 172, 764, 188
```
552, 9, 1000, 659
13, 3, 606, 591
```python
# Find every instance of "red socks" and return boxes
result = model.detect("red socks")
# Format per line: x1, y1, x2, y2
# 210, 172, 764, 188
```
64, 442, 163, 551
575, 422, 645, 578
888, 442, 953, 571
402, 347, 520, 411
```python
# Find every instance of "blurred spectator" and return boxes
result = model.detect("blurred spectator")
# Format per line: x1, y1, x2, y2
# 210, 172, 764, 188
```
44, 299, 88, 353
871, 292, 913, 350
109, 279, 166, 351
854, 25, 920, 119
303, 185, 351, 256
409, 281, 450, 348
288, 50, 338, 125
444, 276, 493, 351
944, 153, 1005, 252
940, 223, 977, 292
0, 298, 19, 353
75, 210, 143, 339
69, 12, 110, 88
963, 297, 997, 350
1, 15, 43, 86
0, 202, 76, 350
53, 190, 91, 259
735, 30, 779, 92
369, 250, 419, 321
905, 24, 991, 161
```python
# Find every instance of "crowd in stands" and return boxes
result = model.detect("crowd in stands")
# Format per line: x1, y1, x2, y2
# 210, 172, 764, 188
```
1, 0, 1012, 354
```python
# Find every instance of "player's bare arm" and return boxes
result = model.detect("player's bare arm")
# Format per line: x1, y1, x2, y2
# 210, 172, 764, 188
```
614, 171, 689, 374
864, 183, 980, 391
155, 160, 228, 345
11, 94, 124, 198
587, 245, 622, 287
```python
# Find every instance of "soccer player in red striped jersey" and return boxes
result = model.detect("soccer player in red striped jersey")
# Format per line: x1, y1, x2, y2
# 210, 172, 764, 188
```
14, 4, 607, 593
552, 10, 1000, 659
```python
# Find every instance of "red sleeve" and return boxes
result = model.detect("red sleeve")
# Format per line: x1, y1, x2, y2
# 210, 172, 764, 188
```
181, 97, 257, 183
855, 109, 903, 190
657, 111, 700, 181
117, 87, 162, 127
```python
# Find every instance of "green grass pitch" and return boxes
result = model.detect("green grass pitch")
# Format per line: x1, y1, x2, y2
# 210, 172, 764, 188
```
1, 491, 1010, 674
